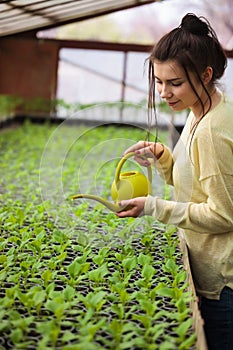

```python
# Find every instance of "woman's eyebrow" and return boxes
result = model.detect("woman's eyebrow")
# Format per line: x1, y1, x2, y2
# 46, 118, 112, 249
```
154, 75, 183, 82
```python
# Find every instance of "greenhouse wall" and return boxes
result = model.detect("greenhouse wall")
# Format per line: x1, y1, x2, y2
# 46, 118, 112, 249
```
0, 37, 59, 115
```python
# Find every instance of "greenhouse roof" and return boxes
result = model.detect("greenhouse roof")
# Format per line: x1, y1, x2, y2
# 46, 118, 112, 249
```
0, 0, 159, 37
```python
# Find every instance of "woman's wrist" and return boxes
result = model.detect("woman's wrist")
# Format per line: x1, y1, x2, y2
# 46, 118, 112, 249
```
156, 143, 164, 159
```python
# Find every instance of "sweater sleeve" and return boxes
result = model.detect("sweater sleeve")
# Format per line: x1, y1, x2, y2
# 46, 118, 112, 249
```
144, 173, 233, 234
153, 145, 174, 185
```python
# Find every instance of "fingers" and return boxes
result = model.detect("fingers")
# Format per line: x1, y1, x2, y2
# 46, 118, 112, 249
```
115, 198, 145, 218
116, 208, 135, 218
123, 141, 164, 160
116, 199, 131, 211
135, 145, 155, 158
123, 141, 155, 167
132, 155, 151, 167
116, 207, 139, 218
122, 141, 153, 156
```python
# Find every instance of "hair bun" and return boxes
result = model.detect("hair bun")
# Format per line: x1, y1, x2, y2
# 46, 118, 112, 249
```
181, 13, 209, 36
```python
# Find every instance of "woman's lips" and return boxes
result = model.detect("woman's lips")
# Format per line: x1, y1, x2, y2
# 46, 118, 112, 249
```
167, 101, 179, 107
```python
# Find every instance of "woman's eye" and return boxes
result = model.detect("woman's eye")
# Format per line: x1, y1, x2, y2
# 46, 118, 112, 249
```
155, 80, 182, 87
172, 82, 182, 87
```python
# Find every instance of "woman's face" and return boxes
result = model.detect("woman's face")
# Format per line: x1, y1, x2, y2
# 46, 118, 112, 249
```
153, 59, 203, 113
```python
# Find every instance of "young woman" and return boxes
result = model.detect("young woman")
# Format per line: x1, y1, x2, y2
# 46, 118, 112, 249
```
116, 13, 233, 350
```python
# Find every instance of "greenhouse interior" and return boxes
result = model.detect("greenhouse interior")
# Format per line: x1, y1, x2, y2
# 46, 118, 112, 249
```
1, 1, 233, 349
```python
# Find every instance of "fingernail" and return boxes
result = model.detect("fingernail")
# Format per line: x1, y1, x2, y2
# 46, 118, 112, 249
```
135, 150, 140, 154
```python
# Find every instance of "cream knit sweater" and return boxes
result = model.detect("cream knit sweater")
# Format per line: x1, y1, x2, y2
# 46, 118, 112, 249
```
144, 94, 233, 299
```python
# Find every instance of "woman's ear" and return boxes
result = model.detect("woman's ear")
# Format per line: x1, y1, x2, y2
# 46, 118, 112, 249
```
202, 66, 213, 85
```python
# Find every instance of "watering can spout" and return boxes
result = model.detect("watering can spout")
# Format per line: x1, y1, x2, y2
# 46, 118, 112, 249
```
71, 194, 123, 212
71, 152, 152, 212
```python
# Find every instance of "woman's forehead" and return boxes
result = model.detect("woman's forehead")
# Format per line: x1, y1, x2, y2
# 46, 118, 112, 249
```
153, 60, 185, 79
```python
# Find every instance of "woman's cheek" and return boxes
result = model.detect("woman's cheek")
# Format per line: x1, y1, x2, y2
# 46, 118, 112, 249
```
156, 83, 162, 94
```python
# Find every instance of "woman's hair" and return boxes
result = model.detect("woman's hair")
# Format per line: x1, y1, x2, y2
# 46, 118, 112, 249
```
147, 13, 227, 139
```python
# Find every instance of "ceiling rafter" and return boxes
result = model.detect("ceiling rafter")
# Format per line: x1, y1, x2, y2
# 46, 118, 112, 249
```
0, 0, 159, 37
2, 0, 61, 23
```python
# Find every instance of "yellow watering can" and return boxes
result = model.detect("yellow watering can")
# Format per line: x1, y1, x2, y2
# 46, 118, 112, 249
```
71, 152, 152, 212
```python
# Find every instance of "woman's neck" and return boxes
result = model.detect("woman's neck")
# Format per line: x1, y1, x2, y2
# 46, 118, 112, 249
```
192, 88, 222, 121
189, 88, 222, 133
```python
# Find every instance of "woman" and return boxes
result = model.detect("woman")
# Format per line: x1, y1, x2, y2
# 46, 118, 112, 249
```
116, 13, 233, 350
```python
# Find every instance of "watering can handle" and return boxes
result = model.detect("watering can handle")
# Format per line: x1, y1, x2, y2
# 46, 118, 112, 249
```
114, 151, 152, 185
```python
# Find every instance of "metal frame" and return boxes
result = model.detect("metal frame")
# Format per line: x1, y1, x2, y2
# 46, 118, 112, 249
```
0, 0, 158, 37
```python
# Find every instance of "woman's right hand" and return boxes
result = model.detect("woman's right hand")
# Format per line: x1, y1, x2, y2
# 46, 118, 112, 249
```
123, 141, 164, 166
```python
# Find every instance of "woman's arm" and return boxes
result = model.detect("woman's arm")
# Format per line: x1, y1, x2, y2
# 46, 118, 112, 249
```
144, 172, 233, 234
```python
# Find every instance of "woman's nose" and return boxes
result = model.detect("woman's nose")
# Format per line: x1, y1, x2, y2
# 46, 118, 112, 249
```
160, 84, 172, 99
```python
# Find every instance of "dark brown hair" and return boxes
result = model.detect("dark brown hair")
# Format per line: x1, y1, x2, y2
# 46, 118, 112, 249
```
147, 13, 227, 139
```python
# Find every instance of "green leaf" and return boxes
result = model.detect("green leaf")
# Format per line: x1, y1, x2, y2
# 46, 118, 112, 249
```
122, 256, 137, 272
41, 269, 53, 285
80, 290, 107, 310
132, 314, 151, 328
52, 229, 68, 244
111, 303, 124, 319
174, 270, 187, 285
93, 254, 105, 266
90, 291, 106, 308
88, 263, 108, 282
119, 288, 130, 304
77, 232, 89, 246
56, 251, 67, 262
175, 297, 189, 315
61, 330, 77, 342
63, 285, 75, 301
175, 318, 193, 339
45, 300, 67, 319
139, 299, 157, 316
36, 319, 60, 343
67, 260, 81, 279
109, 319, 123, 336
33, 290, 46, 307
16, 208, 25, 225
12, 315, 35, 330
178, 333, 196, 349
164, 258, 179, 276
141, 264, 156, 280
155, 285, 175, 299
115, 252, 124, 262
138, 252, 151, 266
10, 328, 23, 343
9, 309, 22, 321
81, 262, 90, 274
0, 254, 7, 264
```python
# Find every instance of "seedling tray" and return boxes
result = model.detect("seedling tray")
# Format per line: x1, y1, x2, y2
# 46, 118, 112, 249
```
0, 121, 199, 349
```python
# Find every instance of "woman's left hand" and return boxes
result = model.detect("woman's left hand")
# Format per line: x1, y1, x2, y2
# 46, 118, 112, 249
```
115, 197, 146, 218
